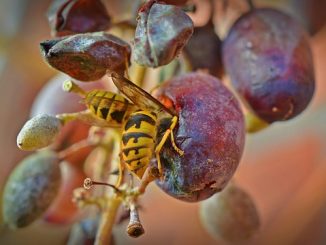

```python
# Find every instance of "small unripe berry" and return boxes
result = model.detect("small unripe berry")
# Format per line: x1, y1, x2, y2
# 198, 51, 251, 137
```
17, 114, 62, 151
199, 183, 260, 243
2, 150, 61, 229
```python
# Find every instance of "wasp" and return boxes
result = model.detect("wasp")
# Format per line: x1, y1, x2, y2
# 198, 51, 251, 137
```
63, 73, 184, 186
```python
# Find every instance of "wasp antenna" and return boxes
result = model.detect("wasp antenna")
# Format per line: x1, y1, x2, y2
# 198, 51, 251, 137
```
83, 178, 122, 193
62, 80, 86, 96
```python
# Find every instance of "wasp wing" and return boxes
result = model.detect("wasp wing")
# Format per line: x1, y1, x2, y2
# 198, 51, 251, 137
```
111, 73, 176, 116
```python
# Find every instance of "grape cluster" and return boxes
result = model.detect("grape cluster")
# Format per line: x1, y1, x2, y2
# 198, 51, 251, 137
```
4, 0, 317, 244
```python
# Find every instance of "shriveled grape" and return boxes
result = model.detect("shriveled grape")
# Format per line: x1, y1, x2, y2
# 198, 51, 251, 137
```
153, 72, 245, 202
40, 32, 131, 81
133, 1, 193, 67
223, 8, 315, 123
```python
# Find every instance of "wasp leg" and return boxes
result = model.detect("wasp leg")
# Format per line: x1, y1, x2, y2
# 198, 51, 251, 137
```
116, 153, 125, 187
169, 116, 184, 156
154, 116, 184, 175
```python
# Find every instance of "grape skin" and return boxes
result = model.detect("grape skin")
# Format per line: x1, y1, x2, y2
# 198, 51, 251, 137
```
154, 72, 245, 202
223, 8, 315, 123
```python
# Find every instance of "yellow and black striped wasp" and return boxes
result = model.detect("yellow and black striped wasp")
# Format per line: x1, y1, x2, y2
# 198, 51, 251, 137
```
63, 73, 184, 186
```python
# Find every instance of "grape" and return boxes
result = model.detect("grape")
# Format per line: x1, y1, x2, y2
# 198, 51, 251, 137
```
17, 114, 62, 151
223, 8, 315, 123
154, 72, 245, 202
40, 32, 131, 81
133, 1, 194, 67
2, 151, 61, 229
183, 21, 223, 78
199, 183, 260, 243
47, 0, 111, 37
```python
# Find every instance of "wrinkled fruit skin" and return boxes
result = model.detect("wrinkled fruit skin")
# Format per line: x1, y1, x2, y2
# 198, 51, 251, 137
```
47, 0, 111, 37
184, 21, 223, 78
2, 151, 61, 229
154, 72, 245, 202
199, 183, 260, 243
223, 8, 315, 123
40, 32, 131, 81
133, 1, 194, 67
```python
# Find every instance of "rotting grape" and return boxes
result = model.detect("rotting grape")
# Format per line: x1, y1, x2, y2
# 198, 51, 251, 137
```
132, 0, 194, 67
223, 8, 315, 123
47, 0, 111, 37
153, 72, 245, 202
40, 32, 131, 81
199, 183, 260, 243
2, 150, 61, 229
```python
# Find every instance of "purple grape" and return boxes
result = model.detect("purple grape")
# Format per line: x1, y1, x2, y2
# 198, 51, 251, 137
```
223, 8, 315, 123
154, 72, 245, 202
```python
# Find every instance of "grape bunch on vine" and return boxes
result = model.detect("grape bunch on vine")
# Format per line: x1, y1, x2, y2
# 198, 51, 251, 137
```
2, 0, 317, 244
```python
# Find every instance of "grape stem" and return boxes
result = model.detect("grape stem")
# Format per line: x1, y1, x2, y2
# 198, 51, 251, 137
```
130, 63, 147, 87
95, 196, 122, 245
57, 139, 94, 160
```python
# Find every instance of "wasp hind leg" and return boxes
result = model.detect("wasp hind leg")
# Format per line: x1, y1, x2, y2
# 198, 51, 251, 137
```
155, 116, 184, 176
115, 153, 125, 188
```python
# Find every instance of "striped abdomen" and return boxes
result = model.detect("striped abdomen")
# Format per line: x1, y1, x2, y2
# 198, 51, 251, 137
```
85, 90, 136, 126
121, 111, 157, 179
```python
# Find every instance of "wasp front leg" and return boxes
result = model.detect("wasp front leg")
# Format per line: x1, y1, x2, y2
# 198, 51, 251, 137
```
155, 116, 184, 175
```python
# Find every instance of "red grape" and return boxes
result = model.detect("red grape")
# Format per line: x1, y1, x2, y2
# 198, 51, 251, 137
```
153, 72, 245, 202
223, 8, 315, 123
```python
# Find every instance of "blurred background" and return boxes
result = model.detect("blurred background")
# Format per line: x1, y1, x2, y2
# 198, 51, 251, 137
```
0, 0, 325, 244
